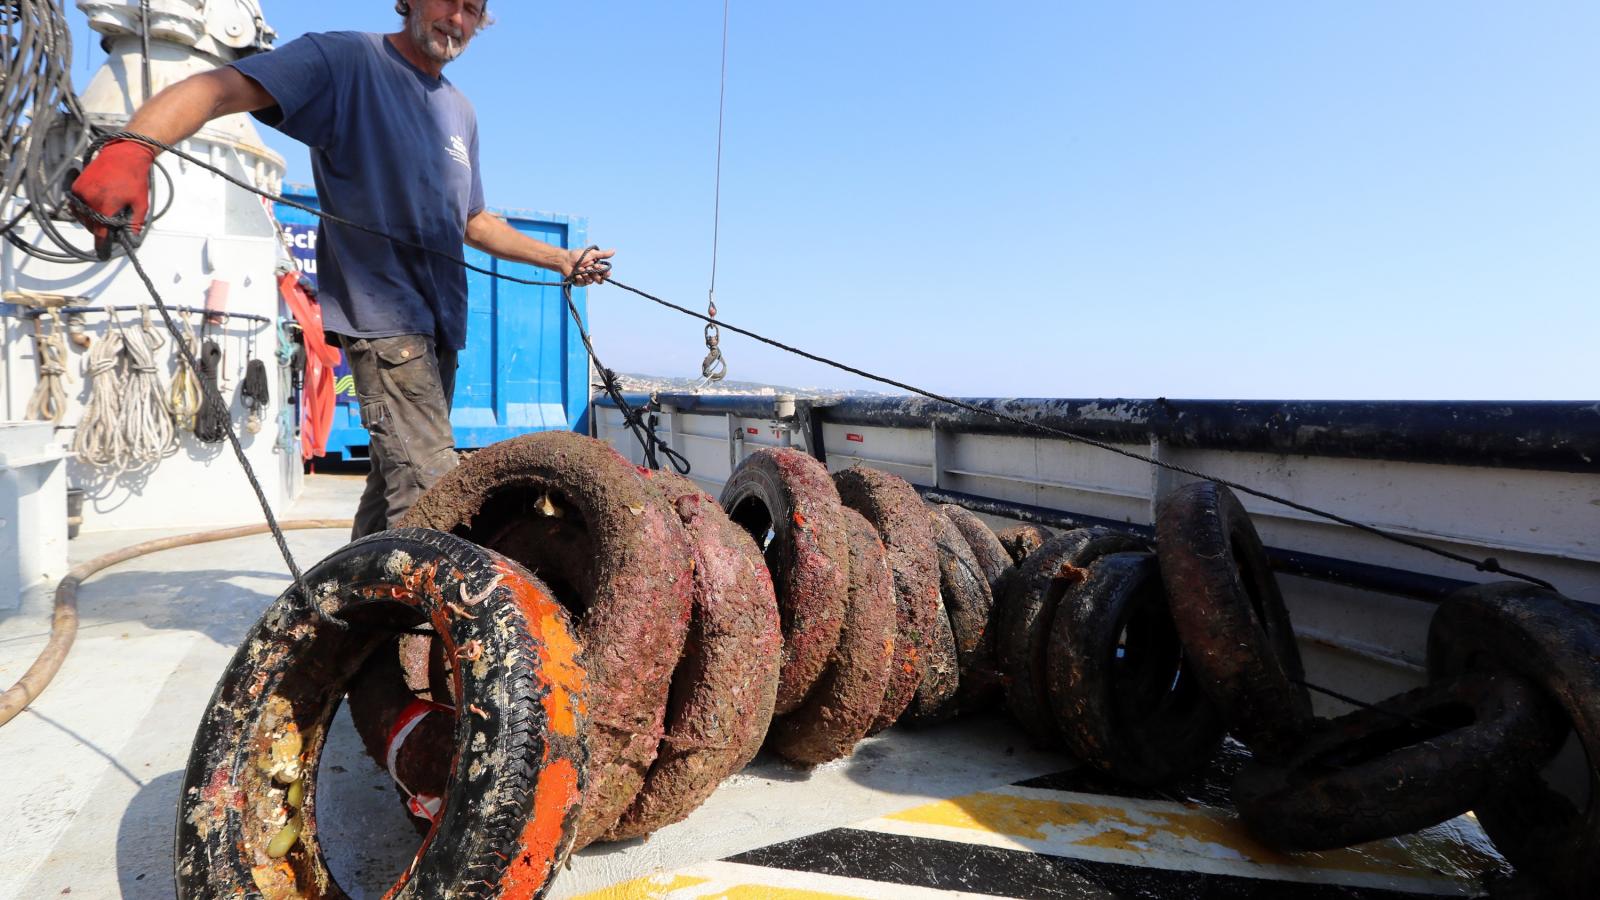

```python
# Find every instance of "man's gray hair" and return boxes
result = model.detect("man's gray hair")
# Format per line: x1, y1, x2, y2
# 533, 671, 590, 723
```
393, 2, 495, 27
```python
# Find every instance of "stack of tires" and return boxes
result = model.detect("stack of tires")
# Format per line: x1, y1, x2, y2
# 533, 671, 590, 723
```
173, 432, 1597, 899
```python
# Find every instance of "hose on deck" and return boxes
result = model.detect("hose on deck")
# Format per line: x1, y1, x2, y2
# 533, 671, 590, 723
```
0, 519, 352, 729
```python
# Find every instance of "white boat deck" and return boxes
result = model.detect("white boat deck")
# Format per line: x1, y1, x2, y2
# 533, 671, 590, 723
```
0, 474, 1509, 899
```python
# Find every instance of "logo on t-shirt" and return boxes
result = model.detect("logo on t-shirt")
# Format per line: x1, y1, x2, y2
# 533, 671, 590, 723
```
446, 135, 471, 170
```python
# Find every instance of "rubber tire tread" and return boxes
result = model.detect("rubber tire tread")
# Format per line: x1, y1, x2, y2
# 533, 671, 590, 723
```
607, 468, 782, 840
996, 527, 1147, 748
934, 504, 1010, 590
929, 506, 1000, 708
1235, 670, 1564, 851
401, 430, 695, 847
834, 465, 944, 732
1155, 481, 1312, 760
1046, 552, 1225, 786
768, 507, 898, 764
175, 528, 587, 900
1427, 583, 1600, 897
719, 447, 851, 715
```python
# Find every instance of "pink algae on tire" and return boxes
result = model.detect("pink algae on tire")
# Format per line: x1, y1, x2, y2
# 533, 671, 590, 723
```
607, 468, 782, 840
767, 507, 897, 765
719, 448, 851, 715
399, 430, 696, 848
832, 466, 942, 732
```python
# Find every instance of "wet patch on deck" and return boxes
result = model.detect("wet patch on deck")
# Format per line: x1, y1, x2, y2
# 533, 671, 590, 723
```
567, 743, 1505, 899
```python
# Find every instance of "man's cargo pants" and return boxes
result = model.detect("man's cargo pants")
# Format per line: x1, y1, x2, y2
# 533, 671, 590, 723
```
339, 334, 459, 540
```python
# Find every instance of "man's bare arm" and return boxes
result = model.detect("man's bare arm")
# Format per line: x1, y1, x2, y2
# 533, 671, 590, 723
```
124, 68, 276, 147
465, 210, 614, 285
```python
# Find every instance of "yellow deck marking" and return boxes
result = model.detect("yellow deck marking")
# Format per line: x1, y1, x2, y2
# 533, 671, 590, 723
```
702, 886, 862, 900
872, 785, 1500, 896
568, 873, 711, 900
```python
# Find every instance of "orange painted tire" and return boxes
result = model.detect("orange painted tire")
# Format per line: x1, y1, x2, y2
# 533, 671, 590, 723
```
175, 529, 587, 900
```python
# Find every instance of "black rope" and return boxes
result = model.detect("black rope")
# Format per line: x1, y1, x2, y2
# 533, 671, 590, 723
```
242, 358, 270, 411
110, 230, 332, 627
72, 132, 1556, 592
603, 279, 1557, 591
193, 339, 230, 444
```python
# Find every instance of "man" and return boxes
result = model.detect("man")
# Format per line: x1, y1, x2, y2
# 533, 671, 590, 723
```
72, 0, 613, 538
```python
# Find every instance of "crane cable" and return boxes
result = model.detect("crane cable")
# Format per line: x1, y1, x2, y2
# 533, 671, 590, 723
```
697, 0, 731, 389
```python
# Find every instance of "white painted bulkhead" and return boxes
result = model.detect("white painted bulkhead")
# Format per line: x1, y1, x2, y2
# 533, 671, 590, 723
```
0, 0, 300, 533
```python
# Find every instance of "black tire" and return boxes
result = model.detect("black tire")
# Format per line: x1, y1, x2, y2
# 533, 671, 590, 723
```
1234, 672, 1565, 852
996, 528, 1147, 747
402, 430, 695, 847
833, 466, 944, 731
768, 508, 898, 765
904, 589, 963, 725
608, 469, 783, 840
1046, 552, 1225, 786
1155, 481, 1312, 760
720, 448, 852, 716
1428, 583, 1600, 897
929, 506, 1001, 707
933, 504, 1010, 590
175, 529, 587, 900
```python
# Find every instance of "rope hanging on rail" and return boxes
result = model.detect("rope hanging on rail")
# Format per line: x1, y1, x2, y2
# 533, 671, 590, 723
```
194, 339, 231, 444
73, 322, 128, 470
122, 306, 176, 469
25, 315, 70, 424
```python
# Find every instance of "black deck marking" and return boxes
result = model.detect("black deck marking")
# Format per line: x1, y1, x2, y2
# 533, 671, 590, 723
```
1016, 739, 1251, 807
726, 827, 1450, 900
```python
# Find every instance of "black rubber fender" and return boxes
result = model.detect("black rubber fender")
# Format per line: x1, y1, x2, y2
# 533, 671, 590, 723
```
1155, 481, 1313, 760
1233, 671, 1565, 852
175, 528, 587, 900
1046, 552, 1225, 786
1428, 583, 1600, 897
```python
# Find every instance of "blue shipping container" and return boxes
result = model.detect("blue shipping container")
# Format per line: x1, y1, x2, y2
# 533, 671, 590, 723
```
274, 184, 592, 459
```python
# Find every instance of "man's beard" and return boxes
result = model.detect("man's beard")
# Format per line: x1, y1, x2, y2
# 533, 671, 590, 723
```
409, 11, 470, 64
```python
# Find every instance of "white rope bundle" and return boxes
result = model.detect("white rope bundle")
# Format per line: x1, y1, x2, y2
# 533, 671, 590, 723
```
25, 317, 70, 424
122, 309, 176, 469
73, 326, 127, 469
169, 314, 202, 431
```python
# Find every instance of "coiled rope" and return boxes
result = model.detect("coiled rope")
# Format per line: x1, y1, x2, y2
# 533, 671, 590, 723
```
122, 307, 175, 469
168, 312, 203, 431
25, 315, 70, 424
72, 323, 128, 470
68, 131, 1558, 593
193, 339, 230, 444
242, 358, 270, 435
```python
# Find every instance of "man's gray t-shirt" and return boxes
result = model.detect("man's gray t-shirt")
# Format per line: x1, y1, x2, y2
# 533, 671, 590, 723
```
232, 32, 484, 350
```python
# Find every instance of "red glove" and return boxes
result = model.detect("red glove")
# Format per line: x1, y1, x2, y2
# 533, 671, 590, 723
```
70, 139, 158, 260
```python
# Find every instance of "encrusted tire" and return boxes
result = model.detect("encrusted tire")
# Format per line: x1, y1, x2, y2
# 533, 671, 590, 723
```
1235, 671, 1565, 852
934, 504, 1010, 591
834, 466, 943, 731
720, 448, 851, 715
1155, 481, 1312, 760
928, 508, 996, 677
1428, 583, 1600, 897
767, 508, 898, 765
996, 528, 1146, 747
1046, 552, 1225, 786
905, 591, 962, 725
175, 529, 587, 900
607, 469, 782, 840
401, 431, 695, 847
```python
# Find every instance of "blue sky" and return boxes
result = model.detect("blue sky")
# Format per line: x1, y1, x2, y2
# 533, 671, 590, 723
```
70, 2, 1598, 399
